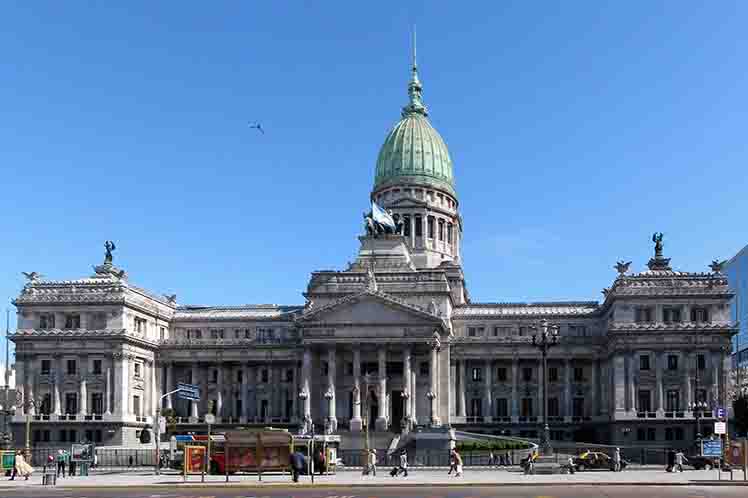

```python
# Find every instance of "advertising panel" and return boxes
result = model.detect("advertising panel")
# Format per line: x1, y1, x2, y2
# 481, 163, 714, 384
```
184, 445, 206, 475
71, 444, 93, 462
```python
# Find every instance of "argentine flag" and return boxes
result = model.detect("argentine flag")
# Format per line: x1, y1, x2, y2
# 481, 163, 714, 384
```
372, 201, 396, 231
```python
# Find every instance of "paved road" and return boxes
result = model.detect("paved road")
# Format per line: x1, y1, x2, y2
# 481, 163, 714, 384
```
1, 486, 746, 498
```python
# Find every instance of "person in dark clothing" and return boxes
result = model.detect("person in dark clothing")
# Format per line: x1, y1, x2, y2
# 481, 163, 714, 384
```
316, 450, 325, 475
666, 449, 676, 472
290, 452, 305, 483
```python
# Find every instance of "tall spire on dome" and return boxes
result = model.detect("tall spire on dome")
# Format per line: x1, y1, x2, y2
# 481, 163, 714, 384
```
403, 26, 428, 117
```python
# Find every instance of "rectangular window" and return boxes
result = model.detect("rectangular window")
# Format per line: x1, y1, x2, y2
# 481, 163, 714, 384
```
346, 362, 353, 376
211, 369, 218, 383
675, 427, 684, 440
91, 393, 104, 414
60, 430, 67, 443
663, 307, 682, 323
639, 355, 650, 371
40, 313, 55, 329
67, 360, 77, 375
210, 328, 224, 339
468, 327, 477, 337
41, 359, 51, 375
133, 395, 141, 416
497, 367, 507, 382
237, 369, 243, 383
691, 307, 709, 323
496, 398, 509, 417
548, 397, 560, 417
321, 361, 328, 376
261, 369, 269, 383
419, 362, 429, 376
134, 363, 141, 378
471, 367, 482, 382
647, 428, 656, 441
573, 397, 584, 417
65, 393, 77, 414
548, 367, 558, 382
94, 430, 102, 443
666, 390, 680, 412
667, 355, 678, 371
134, 317, 146, 334
160, 327, 166, 341
438, 220, 444, 241
569, 325, 587, 336
665, 428, 674, 441
637, 428, 646, 441
41, 393, 51, 414
573, 367, 584, 382
696, 389, 707, 404
64, 314, 81, 329
697, 354, 706, 370
635, 307, 653, 323
235, 399, 242, 418
286, 369, 294, 382
43, 430, 51, 442
447, 223, 453, 244
403, 215, 411, 237
521, 398, 533, 417
427, 216, 435, 238
519, 326, 532, 336
415, 215, 422, 236
522, 367, 532, 382
92, 360, 102, 375
638, 390, 651, 412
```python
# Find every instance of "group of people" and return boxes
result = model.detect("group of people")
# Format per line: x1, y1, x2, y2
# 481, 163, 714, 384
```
666, 449, 688, 472
487, 450, 514, 467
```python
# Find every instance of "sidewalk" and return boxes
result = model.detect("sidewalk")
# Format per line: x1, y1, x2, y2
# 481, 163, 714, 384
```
1, 468, 746, 489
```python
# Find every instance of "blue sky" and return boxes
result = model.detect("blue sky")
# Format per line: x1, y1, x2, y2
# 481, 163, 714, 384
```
2, 2, 748, 361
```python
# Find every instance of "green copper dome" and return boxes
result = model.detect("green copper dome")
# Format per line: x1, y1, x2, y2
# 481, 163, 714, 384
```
373, 61, 456, 197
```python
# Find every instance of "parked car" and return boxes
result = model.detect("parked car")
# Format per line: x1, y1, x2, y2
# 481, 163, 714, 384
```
573, 451, 629, 471
686, 455, 731, 471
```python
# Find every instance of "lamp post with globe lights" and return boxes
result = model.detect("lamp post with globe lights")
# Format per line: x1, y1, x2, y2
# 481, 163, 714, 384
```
531, 319, 559, 456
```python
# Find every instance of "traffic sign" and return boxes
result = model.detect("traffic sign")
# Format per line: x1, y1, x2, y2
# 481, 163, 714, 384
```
714, 421, 727, 435
204, 413, 215, 425
177, 383, 200, 401
716, 406, 726, 419
702, 439, 723, 457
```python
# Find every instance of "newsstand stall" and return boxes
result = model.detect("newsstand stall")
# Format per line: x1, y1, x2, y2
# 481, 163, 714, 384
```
293, 434, 341, 474
223, 429, 294, 482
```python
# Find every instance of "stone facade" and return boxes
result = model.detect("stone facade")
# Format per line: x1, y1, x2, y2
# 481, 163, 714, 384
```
9, 58, 736, 449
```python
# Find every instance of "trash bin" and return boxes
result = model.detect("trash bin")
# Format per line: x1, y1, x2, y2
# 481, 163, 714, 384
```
79, 463, 89, 476
42, 470, 57, 485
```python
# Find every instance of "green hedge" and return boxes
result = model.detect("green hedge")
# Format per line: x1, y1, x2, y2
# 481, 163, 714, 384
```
455, 440, 531, 452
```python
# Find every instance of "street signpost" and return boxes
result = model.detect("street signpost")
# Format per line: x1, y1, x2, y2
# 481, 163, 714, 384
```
156, 384, 201, 475
204, 413, 216, 481
716, 407, 726, 419
703, 439, 723, 457
715, 421, 727, 435
176, 383, 200, 401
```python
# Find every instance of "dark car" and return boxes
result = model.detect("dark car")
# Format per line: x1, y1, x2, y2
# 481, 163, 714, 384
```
686, 455, 730, 471
573, 451, 629, 471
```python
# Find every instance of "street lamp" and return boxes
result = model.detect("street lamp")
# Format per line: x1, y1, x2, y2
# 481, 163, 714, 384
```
689, 400, 709, 443
531, 319, 559, 456
354, 373, 373, 474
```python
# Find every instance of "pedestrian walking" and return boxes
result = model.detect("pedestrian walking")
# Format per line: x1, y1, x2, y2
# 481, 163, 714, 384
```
317, 449, 325, 475
666, 449, 675, 472
10, 451, 33, 481
506, 451, 512, 466
675, 450, 687, 472
368, 449, 377, 477
567, 454, 576, 474
448, 449, 457, 475
399, 450, 408, 477
613, 447, 622, 472
290, 451, 305, 483
56, 449, 67, 478
488, 450, 495, 467
453, 449, 464, 477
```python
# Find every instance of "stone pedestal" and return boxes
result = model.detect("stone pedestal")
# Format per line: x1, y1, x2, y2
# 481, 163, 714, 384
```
375, 416, 388, 432
350, 417, 363, 432
350, 235, 416, 272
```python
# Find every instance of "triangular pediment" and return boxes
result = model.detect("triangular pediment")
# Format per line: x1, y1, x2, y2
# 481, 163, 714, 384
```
297, 291, 442, 327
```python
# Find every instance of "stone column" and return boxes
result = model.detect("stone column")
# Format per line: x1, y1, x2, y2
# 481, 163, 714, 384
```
151, 360, 159, 418
458, 360, 467, 418
564, 358, 572, 418
26, 371, 35, 416
376, 347, 388, 431
403, 348, 412, 427
115, 353, 130, 417
248, 366, 257, 421
627, 352, 636, 413
656, 352, 664, 414
164, 362, 173, 410
429, 341, 440, 426
591, 359, 598, 417
711, 352, 720, 408
241, 363, 249, 422
105, 366, 112, 415
351, 348, 363, 432
411, 368, 417, 425
683, 353, 692, 412
216, 366, 223, 419
53, 356, 62, 416
79, 357, 88, 416
484, 359, 492, 421
190, 364, 199, 420
326, 348, 337, 432
511, 358, 519, 420
301, 349, 312, 429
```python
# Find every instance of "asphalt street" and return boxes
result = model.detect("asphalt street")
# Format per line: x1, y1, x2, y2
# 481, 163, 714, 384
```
1, 486, 746, 498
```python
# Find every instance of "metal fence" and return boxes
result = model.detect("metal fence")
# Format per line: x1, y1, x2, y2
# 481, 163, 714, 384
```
338, 448, 532, 468
13, 447, 159, 473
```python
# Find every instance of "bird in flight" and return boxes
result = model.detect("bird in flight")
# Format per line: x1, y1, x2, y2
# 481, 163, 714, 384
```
248, 122, 265, 134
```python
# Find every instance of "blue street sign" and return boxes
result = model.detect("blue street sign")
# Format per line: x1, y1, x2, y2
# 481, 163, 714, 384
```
716, 407, 726, 419
176, 383, 200, 401
702, 439, 722, 457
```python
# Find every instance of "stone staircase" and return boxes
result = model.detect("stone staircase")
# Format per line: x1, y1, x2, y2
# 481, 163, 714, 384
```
339, 431, 398, 451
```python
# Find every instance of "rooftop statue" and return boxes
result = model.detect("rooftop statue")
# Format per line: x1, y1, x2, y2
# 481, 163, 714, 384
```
363, 202, 404, 237
104, 240, 116, 265
614, 261, 631, 276
21, 271, 43, 283
710, 259, 726, 274
652, 232, 664, 257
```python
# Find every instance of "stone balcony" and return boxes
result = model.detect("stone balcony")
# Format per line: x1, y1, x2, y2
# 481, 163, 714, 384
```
12, 413, 152, 424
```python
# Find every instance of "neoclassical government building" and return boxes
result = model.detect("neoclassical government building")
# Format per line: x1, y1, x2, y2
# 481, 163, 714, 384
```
11, 58, 736, 448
